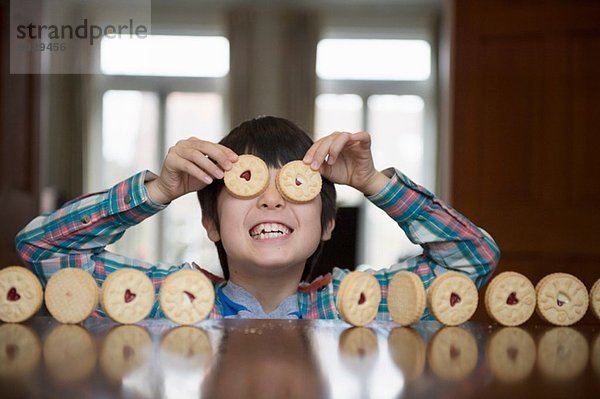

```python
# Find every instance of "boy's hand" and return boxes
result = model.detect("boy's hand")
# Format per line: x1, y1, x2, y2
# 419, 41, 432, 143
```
303, 131, 389, 196
146, 137, 238, 204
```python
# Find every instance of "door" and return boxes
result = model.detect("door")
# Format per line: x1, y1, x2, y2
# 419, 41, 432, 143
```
451, 0, 600, 322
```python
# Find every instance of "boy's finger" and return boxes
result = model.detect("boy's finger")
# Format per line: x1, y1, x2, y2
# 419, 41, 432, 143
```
309, 133, 343, 170
188, 141, 236, 171
303, 137, 325, 164
177, 146, 225, 180
326, 133, 353, 165
350, 131, 372, 147
173, 157, 214, 185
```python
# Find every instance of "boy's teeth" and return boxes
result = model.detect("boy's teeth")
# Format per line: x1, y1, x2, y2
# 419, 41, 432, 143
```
250, 223, 291, 238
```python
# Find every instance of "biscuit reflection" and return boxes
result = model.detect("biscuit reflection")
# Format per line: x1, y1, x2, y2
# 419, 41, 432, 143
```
592, 333, 600, 376
388, 328, 425, 382
537, 327, 588, 380
160, 326, 213, 368
339, 327, 378, 367
43, 324, 97, 383
486, 327, 536, 382
428, 327, 478, 381
0, 324, 41, 379
100, 325, 152, 382
201, 320, 325, 399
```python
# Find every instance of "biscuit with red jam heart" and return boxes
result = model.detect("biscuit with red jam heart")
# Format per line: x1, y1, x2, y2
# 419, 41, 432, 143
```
485, 271, 536, 326
0, 266, 43, 323
336, 271, 381, 327
101, 268, 155, 324
159, 269, 214, 325
224, 154, 269, 199
427, 271, 478, 326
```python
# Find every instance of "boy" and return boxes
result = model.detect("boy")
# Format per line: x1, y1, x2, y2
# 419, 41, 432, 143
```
16, 116, 500, 320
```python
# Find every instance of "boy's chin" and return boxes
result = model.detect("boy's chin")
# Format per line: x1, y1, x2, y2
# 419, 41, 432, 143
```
250, 257, 306, 274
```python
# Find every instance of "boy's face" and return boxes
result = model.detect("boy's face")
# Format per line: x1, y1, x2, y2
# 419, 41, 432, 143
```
205, 168, 333, 276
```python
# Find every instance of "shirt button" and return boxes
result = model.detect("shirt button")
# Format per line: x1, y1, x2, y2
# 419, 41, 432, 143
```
81, 215, 91, 224
124, 194, 132, 204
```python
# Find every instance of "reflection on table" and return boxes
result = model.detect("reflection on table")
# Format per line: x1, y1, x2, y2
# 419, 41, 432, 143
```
0, 317, 599, 398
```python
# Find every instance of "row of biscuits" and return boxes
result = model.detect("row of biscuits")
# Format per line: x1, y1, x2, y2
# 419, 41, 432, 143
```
336, 270, 600, 327
0, 266, 214, 325
1, 265, 599, 326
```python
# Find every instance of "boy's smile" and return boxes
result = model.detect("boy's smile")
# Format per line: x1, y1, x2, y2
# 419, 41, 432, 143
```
249, 222, 293, 241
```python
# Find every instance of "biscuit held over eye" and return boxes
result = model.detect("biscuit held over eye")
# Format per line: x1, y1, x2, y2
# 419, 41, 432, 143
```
224, 154, 269, 198
276, 160, 322, 203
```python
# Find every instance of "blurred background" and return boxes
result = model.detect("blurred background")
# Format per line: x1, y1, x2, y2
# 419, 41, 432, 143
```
1, 0, 599, 319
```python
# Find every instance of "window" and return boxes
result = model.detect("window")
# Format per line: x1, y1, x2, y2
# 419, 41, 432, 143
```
315, 36, 435, 269
316, 39, 430, 81
90, 34, 229, 276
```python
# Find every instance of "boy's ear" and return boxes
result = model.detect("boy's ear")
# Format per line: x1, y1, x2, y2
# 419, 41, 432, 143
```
321, 218, 336, 241
202, 216, 221, 242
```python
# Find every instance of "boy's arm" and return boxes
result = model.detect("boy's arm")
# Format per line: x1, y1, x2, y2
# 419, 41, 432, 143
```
15, 170, 190, 291
365, 167, 500, 289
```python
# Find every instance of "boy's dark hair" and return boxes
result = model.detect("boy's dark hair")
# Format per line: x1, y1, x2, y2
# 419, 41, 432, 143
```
197, 116, 337, 282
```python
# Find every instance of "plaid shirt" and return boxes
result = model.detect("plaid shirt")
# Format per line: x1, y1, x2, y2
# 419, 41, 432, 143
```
16, 168, 500, 321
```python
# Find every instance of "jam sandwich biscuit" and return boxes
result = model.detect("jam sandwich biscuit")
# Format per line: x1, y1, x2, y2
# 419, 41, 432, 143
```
0, 266, 43, 323
535, 273, 588, 326
336, 271, 381, 327
427, 271, 478, 326
485, 271, 536, 326
45, 268, 99, 324
159, 269, 215, 325
101, 268, 155, 324
276, 160, 322, 203
590, 278, 600, 321
388, 271, 426, 326
224, 154, 269, 198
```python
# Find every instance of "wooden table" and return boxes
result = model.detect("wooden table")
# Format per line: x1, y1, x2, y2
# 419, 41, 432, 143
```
1, 317, 599, 398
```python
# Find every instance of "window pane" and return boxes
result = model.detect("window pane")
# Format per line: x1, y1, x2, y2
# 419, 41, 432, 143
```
102, 90, 160, 262
314, 94, 364, 206
314, 94, 363, 137
368, 95, 425, 182
317, 39, 430, 81
362, 95, 425, 268
101, 35, 229, 77
164, 92, 225, 276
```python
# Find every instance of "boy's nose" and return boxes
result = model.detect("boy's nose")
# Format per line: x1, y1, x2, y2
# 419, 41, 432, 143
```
258, 181, 285, 209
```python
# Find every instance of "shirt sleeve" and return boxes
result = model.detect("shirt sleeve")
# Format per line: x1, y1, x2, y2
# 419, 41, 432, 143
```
15, 171, 191, 316
336, 168, 500, 320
